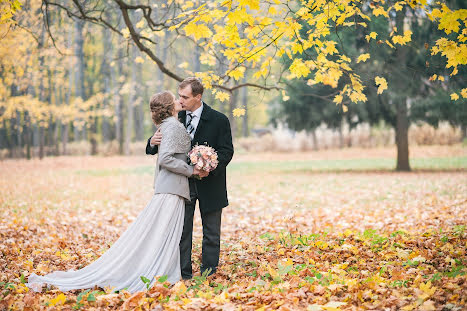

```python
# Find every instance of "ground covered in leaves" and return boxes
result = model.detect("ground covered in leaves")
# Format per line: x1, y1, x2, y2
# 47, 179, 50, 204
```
0, 146, 466, 310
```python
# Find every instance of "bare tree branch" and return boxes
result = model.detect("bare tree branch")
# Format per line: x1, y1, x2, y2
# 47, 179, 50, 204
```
115, 0, 184, 82
42, 0, 283, 93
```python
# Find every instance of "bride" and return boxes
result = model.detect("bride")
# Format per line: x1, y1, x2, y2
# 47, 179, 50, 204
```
27, 91, 203, 293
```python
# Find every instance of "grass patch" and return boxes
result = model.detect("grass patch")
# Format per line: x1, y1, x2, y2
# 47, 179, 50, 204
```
228, 157, 467, 174
75, 166, 153, 176
74, 156, 466, 176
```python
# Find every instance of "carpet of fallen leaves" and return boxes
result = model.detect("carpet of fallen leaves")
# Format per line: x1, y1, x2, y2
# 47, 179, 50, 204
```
0, 146, 466, 310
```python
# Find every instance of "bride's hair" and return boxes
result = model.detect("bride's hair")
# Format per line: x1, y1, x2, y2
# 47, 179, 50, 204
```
150, 91, 175, 125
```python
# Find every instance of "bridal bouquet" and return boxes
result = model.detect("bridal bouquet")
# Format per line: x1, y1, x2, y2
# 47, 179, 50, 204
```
189, 144, 218, 173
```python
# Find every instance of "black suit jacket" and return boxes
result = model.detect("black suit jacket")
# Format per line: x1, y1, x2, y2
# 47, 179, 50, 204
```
146, 104, 234, 213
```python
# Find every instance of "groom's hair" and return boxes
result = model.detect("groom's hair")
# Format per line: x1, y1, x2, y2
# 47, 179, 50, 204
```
179, 77, 204, 97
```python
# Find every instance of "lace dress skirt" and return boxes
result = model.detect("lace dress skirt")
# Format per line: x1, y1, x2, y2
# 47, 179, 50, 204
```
27, 193, 185, 293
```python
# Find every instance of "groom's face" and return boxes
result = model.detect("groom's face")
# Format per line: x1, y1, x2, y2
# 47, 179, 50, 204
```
178, 85, 202, 112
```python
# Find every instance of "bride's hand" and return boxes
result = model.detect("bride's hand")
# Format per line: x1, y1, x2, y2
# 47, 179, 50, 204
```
193, 166, 202, 176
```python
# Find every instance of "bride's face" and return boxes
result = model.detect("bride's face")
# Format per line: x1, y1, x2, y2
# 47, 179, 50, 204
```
172, 98, 182, 115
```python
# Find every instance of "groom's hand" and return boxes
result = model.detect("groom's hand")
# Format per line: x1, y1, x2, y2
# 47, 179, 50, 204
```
150, 129, 162, 147
193, 167, 209, 178
198, 170, 209, 178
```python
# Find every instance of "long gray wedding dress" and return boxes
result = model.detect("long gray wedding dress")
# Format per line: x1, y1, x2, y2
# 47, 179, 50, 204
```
27, 117, 193, 293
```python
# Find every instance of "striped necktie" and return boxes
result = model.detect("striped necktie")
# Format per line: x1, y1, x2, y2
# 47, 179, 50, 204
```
186, 112, 195, 136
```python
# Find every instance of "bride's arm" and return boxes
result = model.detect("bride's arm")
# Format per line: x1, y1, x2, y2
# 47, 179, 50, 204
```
158, 126, 194, 177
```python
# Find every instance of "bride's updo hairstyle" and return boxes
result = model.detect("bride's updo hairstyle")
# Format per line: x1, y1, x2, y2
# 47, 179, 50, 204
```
150, 91, 175, 125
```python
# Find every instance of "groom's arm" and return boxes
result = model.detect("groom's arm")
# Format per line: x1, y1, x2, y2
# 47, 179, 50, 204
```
145, 137, 158, 155
146, 129, 162, 155
210, 115, 234, 176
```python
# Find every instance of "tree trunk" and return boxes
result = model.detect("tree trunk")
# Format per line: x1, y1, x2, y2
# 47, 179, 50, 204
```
15, 110, 22, 157
395, 97, 411, 171
38, 29, 46, 159
54, 85, 61, 156
9, 118, 16, 158
62, 28, 73, 154
311, 129, 319, 151
3, 120, 13, 158
194, 45, 201, 73
89, 40, 98, 155
394, 8, 411, 172
125, 46, 137, 155
228, 90, 238, 139
25, 111, 31, 159
338, 121, 344, 149
39, 126, 45, 159
461, 124, 466, 141
47, 69, 55, 155
74, 19, 85, 141
101, 25, 112, 143
115, 49, 124, 155
133, 49, 144, 141
241, 78, 249, 137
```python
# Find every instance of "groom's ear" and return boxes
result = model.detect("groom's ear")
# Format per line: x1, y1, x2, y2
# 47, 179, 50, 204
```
195, 94, 202, 101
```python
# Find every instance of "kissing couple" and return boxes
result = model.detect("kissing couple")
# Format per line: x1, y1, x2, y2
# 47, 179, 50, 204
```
27, 77, 234, 293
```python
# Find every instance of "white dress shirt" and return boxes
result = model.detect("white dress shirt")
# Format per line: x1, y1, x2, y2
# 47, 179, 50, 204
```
186, 103, 203, 140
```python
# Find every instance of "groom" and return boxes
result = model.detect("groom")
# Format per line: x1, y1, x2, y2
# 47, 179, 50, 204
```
146, 77, 234, 279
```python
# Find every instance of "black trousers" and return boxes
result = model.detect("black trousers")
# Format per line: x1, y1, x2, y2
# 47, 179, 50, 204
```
180, 179, 222, 279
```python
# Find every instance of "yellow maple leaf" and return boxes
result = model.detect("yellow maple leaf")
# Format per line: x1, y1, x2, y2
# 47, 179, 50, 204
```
373, 7, 388, 17
184, 23, 212, 41
357, 53, 370, 63
375, 76, 388, 94
419, 281, 437, 299
392, 35, 403, 45
437, 4, 462, 35
289, 58, 310, 78
461, 88, 467, 98
227, 8, 254, 25
227, 67, 245, 81
233, 108, 246, 117
365, 32, 378, 42
401, 303, 416, 311
385, 40, 395, 48
49, 293, 66, 307
333, 94, 343, 104
135, 57, 144, 64
450, 93, 459, 101
403, 30, 413, 42
315, 300, 347, 310
267, 264, 278, 279
55, 250, 71, 260
239, 0, 260, 10
215, 92, 230, 102
268, 6, 278, 15
121, 28, 130, 39
323, 41, 338, 55
393, 30, 413, 45
393, 2, 403, 11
